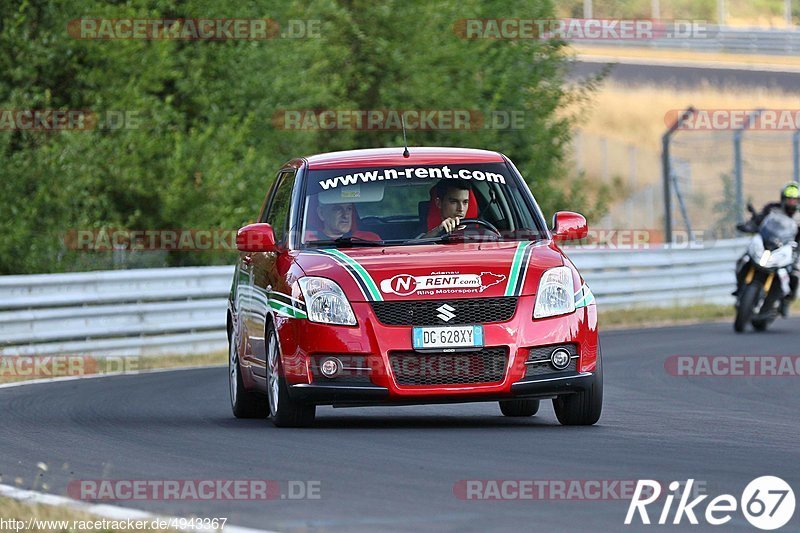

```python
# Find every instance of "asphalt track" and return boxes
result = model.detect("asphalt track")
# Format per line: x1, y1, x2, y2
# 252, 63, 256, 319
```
1, 318, 798, 532
570, 60, 800, 91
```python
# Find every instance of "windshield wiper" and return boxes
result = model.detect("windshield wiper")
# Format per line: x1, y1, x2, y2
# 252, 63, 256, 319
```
308, 236, 386, 247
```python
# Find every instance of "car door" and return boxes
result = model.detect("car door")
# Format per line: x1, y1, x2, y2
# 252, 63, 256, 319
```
245, 168, 298, 378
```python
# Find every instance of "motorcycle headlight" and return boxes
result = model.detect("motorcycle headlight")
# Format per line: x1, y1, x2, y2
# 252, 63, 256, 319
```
764, 246, 793, 268
533, 266, 576, 319
297, 277, 357, 326
748, 237, 765, 264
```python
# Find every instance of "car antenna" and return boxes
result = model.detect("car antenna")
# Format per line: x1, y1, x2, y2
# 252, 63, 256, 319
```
401, 116, 410, 158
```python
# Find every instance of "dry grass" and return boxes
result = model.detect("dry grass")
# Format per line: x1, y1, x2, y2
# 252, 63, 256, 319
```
600, 304, 734, 329
569, 81, 800, 152
601, 300, 800, 329
0, 496, 178, 532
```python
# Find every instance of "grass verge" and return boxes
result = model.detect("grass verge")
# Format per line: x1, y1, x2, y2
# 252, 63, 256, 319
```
0, 496, 179, 532
601, 300, 800, 329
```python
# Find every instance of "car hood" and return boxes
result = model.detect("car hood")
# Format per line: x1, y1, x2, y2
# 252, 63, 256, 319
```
294, 241, 564, 302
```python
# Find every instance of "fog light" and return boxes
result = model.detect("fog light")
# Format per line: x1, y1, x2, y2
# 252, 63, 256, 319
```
319, 357, 342, 378
550, 348, 571, 370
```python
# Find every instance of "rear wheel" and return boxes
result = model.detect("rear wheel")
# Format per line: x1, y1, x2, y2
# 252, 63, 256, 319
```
499, 399, 540, 417
229, 325, 268, 419
266, 323, 316, 428
734, 283, 761, 333
553, 350, 603, 426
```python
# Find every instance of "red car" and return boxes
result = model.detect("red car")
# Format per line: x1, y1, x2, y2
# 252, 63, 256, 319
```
227, 147, 601, 427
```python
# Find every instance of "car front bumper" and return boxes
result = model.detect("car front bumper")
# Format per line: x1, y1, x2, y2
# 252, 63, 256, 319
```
276, 295, 599, 406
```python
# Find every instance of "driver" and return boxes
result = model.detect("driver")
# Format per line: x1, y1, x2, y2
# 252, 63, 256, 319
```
422, 181, 472, 238
309, 202, 381, 241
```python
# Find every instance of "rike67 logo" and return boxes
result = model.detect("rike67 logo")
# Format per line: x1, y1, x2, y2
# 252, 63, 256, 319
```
626, 477, 795, 530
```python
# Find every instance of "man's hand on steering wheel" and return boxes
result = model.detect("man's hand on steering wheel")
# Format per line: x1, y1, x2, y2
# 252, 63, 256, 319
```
438, 217, 501, 237
435, 216, 463, 234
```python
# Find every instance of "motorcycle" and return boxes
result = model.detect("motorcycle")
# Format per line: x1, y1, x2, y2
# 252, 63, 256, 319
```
733, 204, 798, 333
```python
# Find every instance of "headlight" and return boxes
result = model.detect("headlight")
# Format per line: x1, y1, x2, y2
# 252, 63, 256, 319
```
533, 266, 576, 319
297, 277, 357, 326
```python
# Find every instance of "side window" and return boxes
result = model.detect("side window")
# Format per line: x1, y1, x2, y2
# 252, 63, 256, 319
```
262, 170, 296, 244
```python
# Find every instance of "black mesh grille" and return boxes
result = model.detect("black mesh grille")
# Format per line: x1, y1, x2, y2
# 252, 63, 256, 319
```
389, 347, 508, 386
525, 343, 579, 378
371, 298, 517, 326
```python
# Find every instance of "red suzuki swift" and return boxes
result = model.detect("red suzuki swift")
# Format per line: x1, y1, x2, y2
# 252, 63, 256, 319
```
228, 147, 601, 427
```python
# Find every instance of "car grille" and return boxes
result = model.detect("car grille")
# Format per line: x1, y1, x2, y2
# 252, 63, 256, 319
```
388, 347, 508, 386
524, 343, 579, 378
371, 298, 517, 326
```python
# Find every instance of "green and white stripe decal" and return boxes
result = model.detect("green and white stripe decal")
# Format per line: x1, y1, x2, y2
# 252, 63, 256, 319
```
315, 249, 383, 301
252, 287, 308, 319
574, 283, 595, 308
504, 241, 534, 297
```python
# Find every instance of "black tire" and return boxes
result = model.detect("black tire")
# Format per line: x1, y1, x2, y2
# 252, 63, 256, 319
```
266, 322, 316, 428
751, 319, 769, 332
734, 283, 761, 333
229, 326, 268, 419
499, 399, 540, 417
553, 349, 603, 426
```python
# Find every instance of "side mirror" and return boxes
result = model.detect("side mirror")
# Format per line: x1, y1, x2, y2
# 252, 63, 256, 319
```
552, 211, 588, 242
237, 223, 277, 252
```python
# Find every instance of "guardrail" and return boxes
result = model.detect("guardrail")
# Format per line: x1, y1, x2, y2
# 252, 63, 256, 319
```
0, 266, 233, 356
0, 238, 748, 356
565, 238, 747, 307
577, 25, 800, 55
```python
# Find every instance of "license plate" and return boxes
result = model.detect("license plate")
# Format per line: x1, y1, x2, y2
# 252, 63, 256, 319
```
412, 325, 484, 350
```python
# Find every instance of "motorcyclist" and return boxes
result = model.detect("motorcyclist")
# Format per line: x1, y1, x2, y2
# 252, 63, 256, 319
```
735, 182, 800, 316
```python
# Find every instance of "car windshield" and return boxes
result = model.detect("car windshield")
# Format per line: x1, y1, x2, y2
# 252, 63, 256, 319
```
300, 162, 544, 247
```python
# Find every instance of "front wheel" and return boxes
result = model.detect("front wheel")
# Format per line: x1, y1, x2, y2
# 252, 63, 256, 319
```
266, 323, 316, 428
734, 283, 761, 333
553, 350, 603, 426
499, 399, 540, 417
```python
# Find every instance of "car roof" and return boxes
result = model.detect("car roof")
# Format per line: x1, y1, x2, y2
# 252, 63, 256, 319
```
304, 147, 506, 170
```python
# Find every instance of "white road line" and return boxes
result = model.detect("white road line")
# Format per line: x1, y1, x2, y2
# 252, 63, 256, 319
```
0, 365, 278, 533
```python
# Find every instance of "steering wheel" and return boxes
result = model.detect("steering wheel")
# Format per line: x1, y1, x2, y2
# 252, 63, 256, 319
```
449, 218, 501, 237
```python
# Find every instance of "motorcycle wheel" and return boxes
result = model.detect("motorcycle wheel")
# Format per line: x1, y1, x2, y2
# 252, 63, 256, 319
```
734, 283, 761, 333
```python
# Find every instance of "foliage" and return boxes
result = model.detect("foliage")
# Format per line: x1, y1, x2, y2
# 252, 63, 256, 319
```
0, 0, 602, 273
